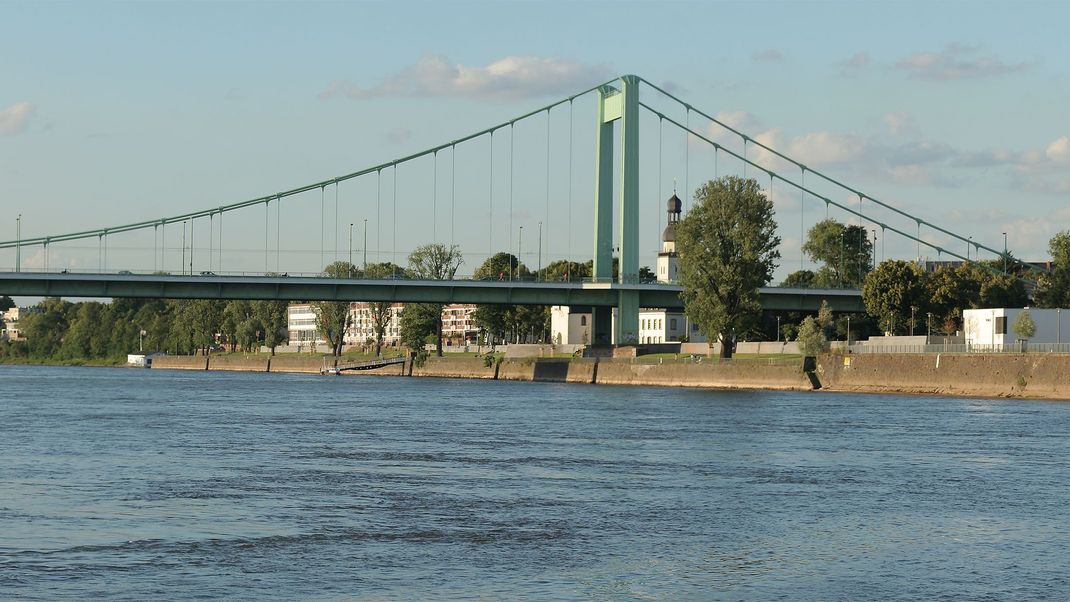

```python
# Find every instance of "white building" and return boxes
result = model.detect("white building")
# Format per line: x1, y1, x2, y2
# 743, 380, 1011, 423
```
287, 304, 322, 347
288, 302, 479, 350
551, 306, 592, 344
963, 307, 1069, 347
2, 306, 42, 341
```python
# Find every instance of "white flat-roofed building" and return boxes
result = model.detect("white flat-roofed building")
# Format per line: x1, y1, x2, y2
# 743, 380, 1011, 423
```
287, 304, 322, 346
963, 307, 1069, 346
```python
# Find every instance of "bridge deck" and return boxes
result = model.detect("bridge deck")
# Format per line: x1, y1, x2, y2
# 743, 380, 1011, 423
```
0, 272, 865, 312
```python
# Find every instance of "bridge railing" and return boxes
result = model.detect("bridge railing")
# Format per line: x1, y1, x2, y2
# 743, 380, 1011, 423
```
847, 343, 1070, 354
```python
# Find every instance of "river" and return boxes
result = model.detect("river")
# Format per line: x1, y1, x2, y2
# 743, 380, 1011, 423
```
1, 365, 1067, 599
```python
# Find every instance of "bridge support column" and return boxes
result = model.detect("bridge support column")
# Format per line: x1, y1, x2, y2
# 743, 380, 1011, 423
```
592, 76, 641, 346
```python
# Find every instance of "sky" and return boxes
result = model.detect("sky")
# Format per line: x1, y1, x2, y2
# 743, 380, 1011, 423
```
2, 0, 1069, 281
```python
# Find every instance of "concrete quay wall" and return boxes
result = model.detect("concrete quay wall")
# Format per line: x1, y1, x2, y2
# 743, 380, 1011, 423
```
151, 355, 208, 370
819, 353, 1070, 399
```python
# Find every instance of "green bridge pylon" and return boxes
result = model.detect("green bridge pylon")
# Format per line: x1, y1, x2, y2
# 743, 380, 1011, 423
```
591, 75, 640, 346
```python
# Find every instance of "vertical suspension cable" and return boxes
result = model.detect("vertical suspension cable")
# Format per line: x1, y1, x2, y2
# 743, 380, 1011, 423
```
218, 211, 223, 272
320, 186, 325, 269
658, 116, 663, 256
567, 100, 573, 280
334, 182, 339, 262
743, 137, 748, 179
858, 194, 864, 285
917, 221, 921, 263
104, 232, 108, 272
264, 200, 269, 273
433, 150, 438, 243
376, 170, 382, 264
544, 108, 550, 278
800, 168, 806, 272
393, 165, 398, 274
161, 222, 166, 273
715, 146, 719, 178
489, 131, 494, 259
684, 107, 690, 211
209, 212, 214, 273
509, 122, 514, 278
280, 194, 284, 271
451, 145, 456, 248
98, 235, 102, 272
153, 225, 158, 272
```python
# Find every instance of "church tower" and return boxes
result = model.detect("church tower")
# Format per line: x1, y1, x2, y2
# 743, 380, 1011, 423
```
656, 192, 682, 283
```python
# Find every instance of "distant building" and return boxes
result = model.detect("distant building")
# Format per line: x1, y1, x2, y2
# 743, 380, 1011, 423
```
287, 302, 479, 350
2, 306, 42, 341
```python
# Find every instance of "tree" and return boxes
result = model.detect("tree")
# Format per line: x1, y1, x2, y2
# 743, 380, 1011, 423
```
250, 300, 287, 355
0, 295, 14, 312
407, 243, 463, 356
676, 176, 781, 358
796, 316, 827, 357
1013, 309, 1036, 341
363, 262, 402, 355
1032, 231, 1070, 308
541, 259, 589, 283
801, 219, 874, 288
313, 261, 360, 357
399, 302, 440, 352
861, 260, 929, 334
781, 270, 816, 288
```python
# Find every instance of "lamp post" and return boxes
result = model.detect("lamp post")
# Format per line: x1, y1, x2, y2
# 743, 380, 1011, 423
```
927, 312, 932, 342
517, 226, 523, 281
181, 221, 187, 276
537, 221, 543, 282
1003, 232, 1008, 273
1059, 308, 1062, 346
348, 223, 354, 276
139, 329, 146, 352
363, 218, 368, 270
910, 305, 917, 336
776, 316, 781, 342
871, 229, 877, 271
839, 231, 845, 287
847, 315, 851, 347
15, 214, 20, 273
967, 237, 972, 261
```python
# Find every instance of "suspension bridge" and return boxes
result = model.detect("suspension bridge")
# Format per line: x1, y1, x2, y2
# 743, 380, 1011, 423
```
0, 74, 1015, 344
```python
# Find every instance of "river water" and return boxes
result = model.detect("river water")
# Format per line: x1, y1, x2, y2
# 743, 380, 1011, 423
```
1, 365, 1068, 600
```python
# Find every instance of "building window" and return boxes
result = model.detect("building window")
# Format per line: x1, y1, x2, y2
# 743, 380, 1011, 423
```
670, 318, 677, 330
580, 316, 587, 326
995, 316, 1007, 334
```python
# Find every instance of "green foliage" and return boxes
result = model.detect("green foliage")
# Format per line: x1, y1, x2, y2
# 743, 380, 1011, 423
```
472, 252, 551, 346
1013, 309, 1036, 340
540, 259, 588, 282
399, 303, 440, 352
781, 270, 815, 288
796, 316, 827, 357
408, 243, 463, 280
482, 353, 496, 368
801, 219, 874, 288
1033, 231, 1070, 308
676, 176, 781, 358
816, 300, 834, 339
861, 260, 929, 334
412, 349, 430, 368
0, 295, 14, 312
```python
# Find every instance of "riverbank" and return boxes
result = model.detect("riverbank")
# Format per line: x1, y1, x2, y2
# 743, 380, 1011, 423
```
143, 352, 1070, 400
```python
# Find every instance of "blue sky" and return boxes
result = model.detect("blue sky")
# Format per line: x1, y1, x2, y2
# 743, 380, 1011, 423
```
2, 0, 1068, 278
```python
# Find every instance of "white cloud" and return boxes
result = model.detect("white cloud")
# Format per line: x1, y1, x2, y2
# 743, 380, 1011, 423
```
0, 101, 35, 136
883, 112, 917, 137
320, 55, 612, 101
895, 44, 1030, 82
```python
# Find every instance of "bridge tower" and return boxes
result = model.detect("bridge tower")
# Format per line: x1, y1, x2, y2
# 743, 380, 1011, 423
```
591, 75, 640, 345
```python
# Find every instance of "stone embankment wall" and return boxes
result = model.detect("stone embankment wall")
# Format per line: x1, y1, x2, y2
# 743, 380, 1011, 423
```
151, 355, 208, 370
151, 352, 1070, 399
818, 353, 1070, 399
